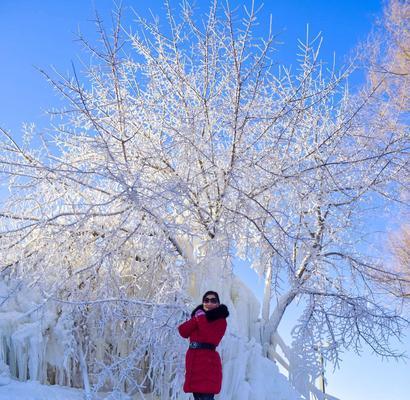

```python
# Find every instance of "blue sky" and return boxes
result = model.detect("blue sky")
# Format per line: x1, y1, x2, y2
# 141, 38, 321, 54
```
1, 1, 408, 399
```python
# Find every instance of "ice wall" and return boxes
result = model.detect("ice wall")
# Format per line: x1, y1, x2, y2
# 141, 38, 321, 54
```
218, 335, 302, 400
229, 275, 262, 340
0, 360, 10, 386
0, 281, 73, 386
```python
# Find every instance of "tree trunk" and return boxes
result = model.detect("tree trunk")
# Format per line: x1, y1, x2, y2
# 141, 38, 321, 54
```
263, 289, 298, 347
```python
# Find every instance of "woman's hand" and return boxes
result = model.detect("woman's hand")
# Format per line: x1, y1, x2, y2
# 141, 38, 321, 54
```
194, 309, 205, 317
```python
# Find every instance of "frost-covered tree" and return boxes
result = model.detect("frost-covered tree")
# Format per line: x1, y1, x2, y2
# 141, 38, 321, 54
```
389, 225, 410, 300
0, 1, 408, 399
362, 0, 409, 112
358, 0, 410, 307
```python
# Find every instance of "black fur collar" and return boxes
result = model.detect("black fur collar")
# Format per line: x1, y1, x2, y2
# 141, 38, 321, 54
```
206, 304, 229, 321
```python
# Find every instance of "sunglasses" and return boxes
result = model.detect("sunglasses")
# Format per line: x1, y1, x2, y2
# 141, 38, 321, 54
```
203, 297, 218, 304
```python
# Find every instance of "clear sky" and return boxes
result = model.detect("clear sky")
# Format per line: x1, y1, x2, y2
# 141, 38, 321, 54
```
1, 1, 409, 399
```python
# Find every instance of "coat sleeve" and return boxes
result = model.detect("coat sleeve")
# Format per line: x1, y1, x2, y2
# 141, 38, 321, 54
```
178, 317, 198, 338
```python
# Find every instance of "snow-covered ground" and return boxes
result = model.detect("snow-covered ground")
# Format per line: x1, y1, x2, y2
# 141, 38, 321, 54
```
0, 379, 147, 400
0, 380, 85, 400
0, 377, 301, 400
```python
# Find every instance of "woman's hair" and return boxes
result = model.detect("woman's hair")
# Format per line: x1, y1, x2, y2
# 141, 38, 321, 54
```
202, 290, 220, 304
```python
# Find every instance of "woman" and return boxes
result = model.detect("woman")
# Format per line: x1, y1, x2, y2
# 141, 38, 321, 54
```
178, 291, 229, 400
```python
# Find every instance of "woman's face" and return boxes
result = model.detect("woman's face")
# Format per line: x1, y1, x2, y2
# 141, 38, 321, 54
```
203, 294, 219, 311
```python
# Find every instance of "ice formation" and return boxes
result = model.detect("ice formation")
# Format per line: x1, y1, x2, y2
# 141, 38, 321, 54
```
0, 361, 10, 386
218, 335, 302, 400
0, 273, 308, 399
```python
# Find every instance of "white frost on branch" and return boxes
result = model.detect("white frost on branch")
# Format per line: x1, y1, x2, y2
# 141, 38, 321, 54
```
0, 0, 408, 399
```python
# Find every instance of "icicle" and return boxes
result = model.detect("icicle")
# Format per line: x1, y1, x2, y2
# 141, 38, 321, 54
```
0, 360, 11, 386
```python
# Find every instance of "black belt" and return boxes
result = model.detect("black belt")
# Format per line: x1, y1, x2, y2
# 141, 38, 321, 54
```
189, 341, 216, 350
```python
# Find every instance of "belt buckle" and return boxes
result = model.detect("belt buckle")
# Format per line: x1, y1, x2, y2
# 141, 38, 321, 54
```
191, 342, 199, 349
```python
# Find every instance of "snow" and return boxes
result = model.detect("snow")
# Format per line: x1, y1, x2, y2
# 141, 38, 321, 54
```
0, 379, 138, 400
0, 358, 302, 400
0, 380, 85, 400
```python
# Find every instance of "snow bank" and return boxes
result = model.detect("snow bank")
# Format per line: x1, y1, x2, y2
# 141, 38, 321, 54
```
0, 379, 137, 400
0, 379, 85, 400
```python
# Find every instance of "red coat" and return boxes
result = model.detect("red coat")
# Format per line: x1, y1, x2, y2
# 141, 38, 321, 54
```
178, 313, 227, 394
